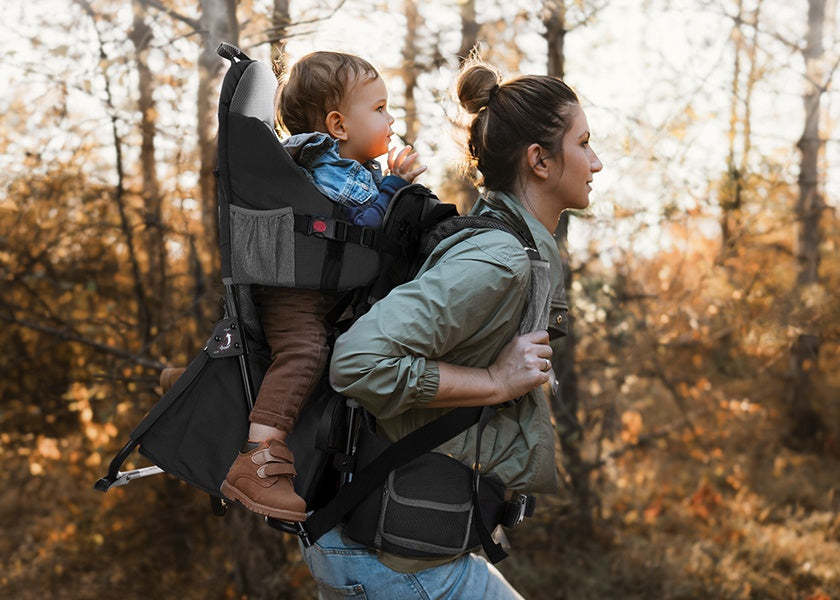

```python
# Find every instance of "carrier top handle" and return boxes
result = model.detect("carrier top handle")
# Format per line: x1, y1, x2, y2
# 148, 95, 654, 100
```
217, 42, 250, 63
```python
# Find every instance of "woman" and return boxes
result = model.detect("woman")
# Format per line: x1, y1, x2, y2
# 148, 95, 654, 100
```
302, 60, 603, 599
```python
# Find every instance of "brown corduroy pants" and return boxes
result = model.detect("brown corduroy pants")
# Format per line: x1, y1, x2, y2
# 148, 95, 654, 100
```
249, 286, 342, 435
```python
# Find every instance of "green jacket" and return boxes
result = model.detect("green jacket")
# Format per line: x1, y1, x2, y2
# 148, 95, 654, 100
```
330, 190, 567, 494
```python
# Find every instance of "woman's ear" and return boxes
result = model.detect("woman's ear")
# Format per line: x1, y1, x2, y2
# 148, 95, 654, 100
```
325, 110, 348, 141
527, 143, 549, 179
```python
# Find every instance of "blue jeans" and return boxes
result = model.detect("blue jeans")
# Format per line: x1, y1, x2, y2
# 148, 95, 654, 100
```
300, 526, 524, 600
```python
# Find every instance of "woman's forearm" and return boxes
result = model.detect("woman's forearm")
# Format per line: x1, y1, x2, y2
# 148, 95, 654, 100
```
427, 362, 508, 408
426, 330, 553, 408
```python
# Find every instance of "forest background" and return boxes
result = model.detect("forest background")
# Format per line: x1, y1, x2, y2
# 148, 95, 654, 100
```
2, 0, 839, 598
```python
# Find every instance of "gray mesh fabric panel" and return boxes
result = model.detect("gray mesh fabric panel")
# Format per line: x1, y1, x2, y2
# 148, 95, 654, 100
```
230, 204, 295, 286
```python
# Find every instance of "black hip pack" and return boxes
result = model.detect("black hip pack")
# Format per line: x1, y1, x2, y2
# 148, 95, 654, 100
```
344, 420, 506, 558
301, 404, 536, 563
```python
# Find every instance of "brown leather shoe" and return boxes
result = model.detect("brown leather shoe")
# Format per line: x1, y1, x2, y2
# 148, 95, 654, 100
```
220, 439, 307, 522
159, 367, 186, 393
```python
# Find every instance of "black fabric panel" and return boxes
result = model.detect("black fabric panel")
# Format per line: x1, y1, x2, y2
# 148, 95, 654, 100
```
136, 354, 251, 498
226, 113, 330, 213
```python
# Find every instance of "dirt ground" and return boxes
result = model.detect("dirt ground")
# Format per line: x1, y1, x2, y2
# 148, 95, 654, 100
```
2, 374, 839, 599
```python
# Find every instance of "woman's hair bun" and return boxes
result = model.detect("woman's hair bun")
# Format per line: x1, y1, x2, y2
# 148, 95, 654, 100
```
457, 62, 501, 115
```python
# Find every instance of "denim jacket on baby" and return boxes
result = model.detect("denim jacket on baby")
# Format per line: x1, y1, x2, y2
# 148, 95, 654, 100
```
282, 133, 408, 228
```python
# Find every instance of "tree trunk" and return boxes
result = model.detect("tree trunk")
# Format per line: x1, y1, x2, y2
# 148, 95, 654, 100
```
720, 0, 762, 261
445, 0, 480, 212
543, 0, 593, 532
78, 0, 152, 345
544, 1, 567, 79
197, 0, 239, 280
269, 0, 291, 77
401, 0, 421, 146
130, 0, 166, 333
789, 0, 827, 443
457, 0, 479, 63
720, 0, 745, 257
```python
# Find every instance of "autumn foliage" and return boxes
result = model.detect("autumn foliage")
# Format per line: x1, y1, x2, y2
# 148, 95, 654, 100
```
2, 0, 840, 598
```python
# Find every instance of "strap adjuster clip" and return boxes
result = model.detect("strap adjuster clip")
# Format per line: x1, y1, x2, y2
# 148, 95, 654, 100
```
501, 493, 535, 527
360, 227, 376, 248
333, 220, 348, 242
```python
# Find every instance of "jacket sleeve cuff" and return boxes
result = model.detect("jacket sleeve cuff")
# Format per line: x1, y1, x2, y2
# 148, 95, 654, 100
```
379, 175, 409, 196
415, 360, 440, 405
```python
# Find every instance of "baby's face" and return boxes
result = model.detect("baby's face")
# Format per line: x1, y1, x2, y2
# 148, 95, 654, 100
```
336, 76, 394, 163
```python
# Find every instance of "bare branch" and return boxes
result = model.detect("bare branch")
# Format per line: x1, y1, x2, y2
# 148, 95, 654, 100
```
137, 0, 200, 30
586, 406, 713, 474
0, 312, 166, 371
249, 0, 348, 49
75, 0, 153, 344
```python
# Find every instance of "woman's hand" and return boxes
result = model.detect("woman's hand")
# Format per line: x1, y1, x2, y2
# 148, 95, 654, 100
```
429, 330, 552, 408
388, 145, 427, 182
486, 330, 553, 401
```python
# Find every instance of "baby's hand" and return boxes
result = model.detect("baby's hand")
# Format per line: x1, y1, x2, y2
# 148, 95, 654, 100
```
388, 146, 427, 182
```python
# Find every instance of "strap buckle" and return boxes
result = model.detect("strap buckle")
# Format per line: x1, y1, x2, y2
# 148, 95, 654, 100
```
307, 216, 352, 243
307, 216, 332, 238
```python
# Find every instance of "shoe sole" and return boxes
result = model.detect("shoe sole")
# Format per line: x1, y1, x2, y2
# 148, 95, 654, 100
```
220, 481, 307, 522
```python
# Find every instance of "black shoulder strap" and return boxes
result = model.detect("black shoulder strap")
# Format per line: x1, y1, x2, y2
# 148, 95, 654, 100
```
420, 213, 540, 266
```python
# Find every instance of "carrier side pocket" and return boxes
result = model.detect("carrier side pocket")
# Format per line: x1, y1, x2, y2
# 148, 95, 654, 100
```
230, 204, 296, 286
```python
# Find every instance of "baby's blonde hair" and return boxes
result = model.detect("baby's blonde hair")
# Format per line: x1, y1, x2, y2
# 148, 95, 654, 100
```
278, 51, 379, 135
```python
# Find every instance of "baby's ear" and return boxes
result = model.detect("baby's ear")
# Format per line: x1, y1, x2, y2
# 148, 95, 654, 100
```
325, 110, 348, 140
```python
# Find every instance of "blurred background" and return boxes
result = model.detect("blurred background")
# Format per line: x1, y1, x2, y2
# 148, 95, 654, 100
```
1, 0, 838, 598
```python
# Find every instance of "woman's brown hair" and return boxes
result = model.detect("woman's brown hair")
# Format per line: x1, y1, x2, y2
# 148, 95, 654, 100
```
456, 60, 580, 192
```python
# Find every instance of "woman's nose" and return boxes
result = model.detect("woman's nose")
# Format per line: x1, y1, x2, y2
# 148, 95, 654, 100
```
591, 151, 603, 172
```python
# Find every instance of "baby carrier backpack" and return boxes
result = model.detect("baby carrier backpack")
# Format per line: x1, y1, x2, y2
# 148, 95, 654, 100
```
95, 43, 545, 564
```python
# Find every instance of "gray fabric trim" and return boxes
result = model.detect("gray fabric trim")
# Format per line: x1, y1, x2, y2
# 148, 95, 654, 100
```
230, 61, 277, 127
519, 259, 552, 334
